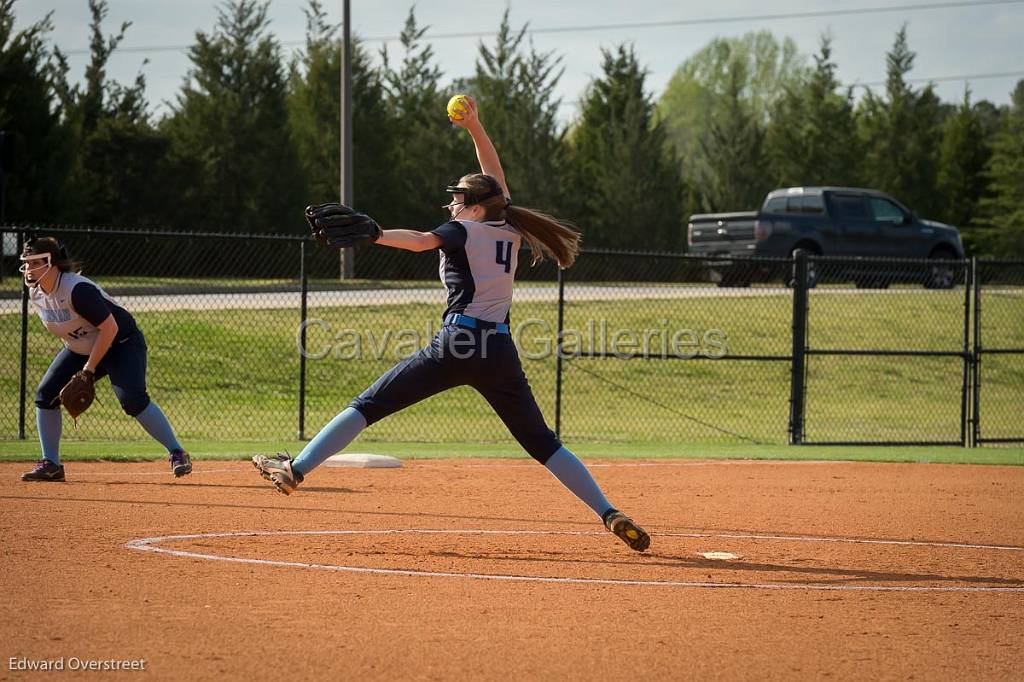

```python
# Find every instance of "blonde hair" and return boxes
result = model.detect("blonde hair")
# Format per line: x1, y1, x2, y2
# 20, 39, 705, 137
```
457, 173, 581, 268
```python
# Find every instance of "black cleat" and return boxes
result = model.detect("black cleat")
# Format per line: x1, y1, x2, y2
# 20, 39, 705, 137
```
169, 449, 192, 477
604, 510, 651, 552
21, 459, 65, 482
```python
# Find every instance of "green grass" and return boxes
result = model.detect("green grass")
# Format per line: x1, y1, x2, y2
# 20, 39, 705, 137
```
0, 439, 1021, 465
1, 284, 1020, 447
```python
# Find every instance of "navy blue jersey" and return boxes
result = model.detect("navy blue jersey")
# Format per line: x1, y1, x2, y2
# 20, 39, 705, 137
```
431, 219, 522, 324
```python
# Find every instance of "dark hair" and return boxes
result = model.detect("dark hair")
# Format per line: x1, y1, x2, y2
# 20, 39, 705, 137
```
455, 173, 581, 268
22, 237, 82, 272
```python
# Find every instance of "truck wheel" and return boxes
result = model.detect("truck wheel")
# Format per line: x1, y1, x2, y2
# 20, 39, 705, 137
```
788, 248, 818, 288
924, 249, 958, 289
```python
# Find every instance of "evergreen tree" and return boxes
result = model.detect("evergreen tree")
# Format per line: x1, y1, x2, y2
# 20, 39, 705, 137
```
936, 88, 990, 252
765, 35, 860, 187
287, 0, 396, 224
698, 60, 772, 211
164, 0, 304, 233
972, 99, 1003, 139
857, 26, 943, 216
379, 8, 464, 227
457, 10, 568, 214
568, 44, 683, 250
0, 0, 73, 222
51, 0, 168, 226
975, 80, 1024, 256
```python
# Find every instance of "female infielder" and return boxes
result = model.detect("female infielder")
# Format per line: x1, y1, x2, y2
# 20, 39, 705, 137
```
18, 237, 191, 481
253, 97, 650, 551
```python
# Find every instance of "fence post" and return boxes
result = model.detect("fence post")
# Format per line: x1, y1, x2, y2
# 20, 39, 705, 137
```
788, 252, 809, 445
297, 240, 309, 441
554, 265, 565, 439
971, 257, 982, 448
1, 139, 8, 284
960, 258, 973, 447
17, 230, 28, 439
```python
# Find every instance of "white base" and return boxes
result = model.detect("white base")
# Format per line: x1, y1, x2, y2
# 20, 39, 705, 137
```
699, 552, 740, 560
323, 453, 403, 468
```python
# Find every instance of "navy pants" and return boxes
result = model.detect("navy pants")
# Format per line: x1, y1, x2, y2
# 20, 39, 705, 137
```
36, 331, 151, 417
350, 324, 562, 464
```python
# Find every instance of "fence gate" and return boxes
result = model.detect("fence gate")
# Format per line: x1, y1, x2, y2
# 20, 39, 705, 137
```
973, 260, 1024, 445
791, 254, 972, 446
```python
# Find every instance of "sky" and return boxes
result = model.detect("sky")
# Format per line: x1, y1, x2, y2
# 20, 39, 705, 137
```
13, 0, 1024, 121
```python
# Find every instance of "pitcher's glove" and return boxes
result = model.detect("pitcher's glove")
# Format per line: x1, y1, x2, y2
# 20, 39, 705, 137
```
59, 369, 95, 420
304, 203, 382, 248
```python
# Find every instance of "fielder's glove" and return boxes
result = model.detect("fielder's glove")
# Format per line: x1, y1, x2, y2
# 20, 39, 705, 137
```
304, 202, 382, 248
59, 369, 95, 420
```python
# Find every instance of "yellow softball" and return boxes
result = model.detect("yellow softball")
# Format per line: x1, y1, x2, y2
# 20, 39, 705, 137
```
447, 94, 470, 122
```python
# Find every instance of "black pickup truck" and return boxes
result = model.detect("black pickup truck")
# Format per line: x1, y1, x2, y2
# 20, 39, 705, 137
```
687, 187, 965, 288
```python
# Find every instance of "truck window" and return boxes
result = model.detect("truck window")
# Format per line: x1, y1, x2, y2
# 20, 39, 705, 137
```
764, 196, 787, 213
869, 197, 905, 223
792, 195, 825, 214
830, 195, 869, 219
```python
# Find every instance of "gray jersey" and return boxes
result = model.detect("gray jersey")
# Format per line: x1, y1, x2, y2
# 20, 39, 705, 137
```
431, 219, 521, 323
29, 271, 135, 355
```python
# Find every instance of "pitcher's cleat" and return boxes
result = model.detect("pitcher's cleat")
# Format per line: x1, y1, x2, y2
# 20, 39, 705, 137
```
252, 453, 289, 482
603, 509, 651, 552
252, 453, 304, 495
21, 459, 65, 482
169, 449, 192, 477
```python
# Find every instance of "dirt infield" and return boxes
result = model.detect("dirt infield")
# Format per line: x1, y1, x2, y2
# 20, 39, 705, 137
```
2, 458, 1023, 680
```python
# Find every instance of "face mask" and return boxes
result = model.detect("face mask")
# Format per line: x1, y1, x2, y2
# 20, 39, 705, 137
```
19, 253, 52, 288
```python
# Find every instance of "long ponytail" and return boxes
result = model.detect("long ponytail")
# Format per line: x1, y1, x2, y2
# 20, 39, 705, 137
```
455, 173, 581, 268
506, 205, 580, 269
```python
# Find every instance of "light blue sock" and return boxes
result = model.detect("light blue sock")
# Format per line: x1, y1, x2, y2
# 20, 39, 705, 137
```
37, 407, 62, 465
544, 446, 614, 519
293, 407, 367, 476
134, 402, 183, 453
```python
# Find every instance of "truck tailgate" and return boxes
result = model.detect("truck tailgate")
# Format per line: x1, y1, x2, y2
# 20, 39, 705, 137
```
688, 211, 758, 251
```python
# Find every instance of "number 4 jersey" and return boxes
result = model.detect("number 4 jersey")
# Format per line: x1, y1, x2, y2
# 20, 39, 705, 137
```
431, 219, 522, 324
28, 271, 139, 354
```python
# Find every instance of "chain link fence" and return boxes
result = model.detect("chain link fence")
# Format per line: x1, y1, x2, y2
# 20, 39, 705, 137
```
793, 255, 972, 445
0, 226, 562, 446
974, 260, 1024, 445
2, 227, 1020, 447
2, 227, 308, 442
558, 251, 793, 445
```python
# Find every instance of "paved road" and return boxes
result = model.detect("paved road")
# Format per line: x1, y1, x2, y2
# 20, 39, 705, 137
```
1, 284, 1014, 316
0, 285, 786, 315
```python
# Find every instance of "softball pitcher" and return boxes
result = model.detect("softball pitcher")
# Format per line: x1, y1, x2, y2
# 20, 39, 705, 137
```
253, 96, 650, 552
18, 237, 191, 481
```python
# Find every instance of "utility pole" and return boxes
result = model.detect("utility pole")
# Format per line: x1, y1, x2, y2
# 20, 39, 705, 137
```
339, 0, 355, 280
0, 131, 12, 283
